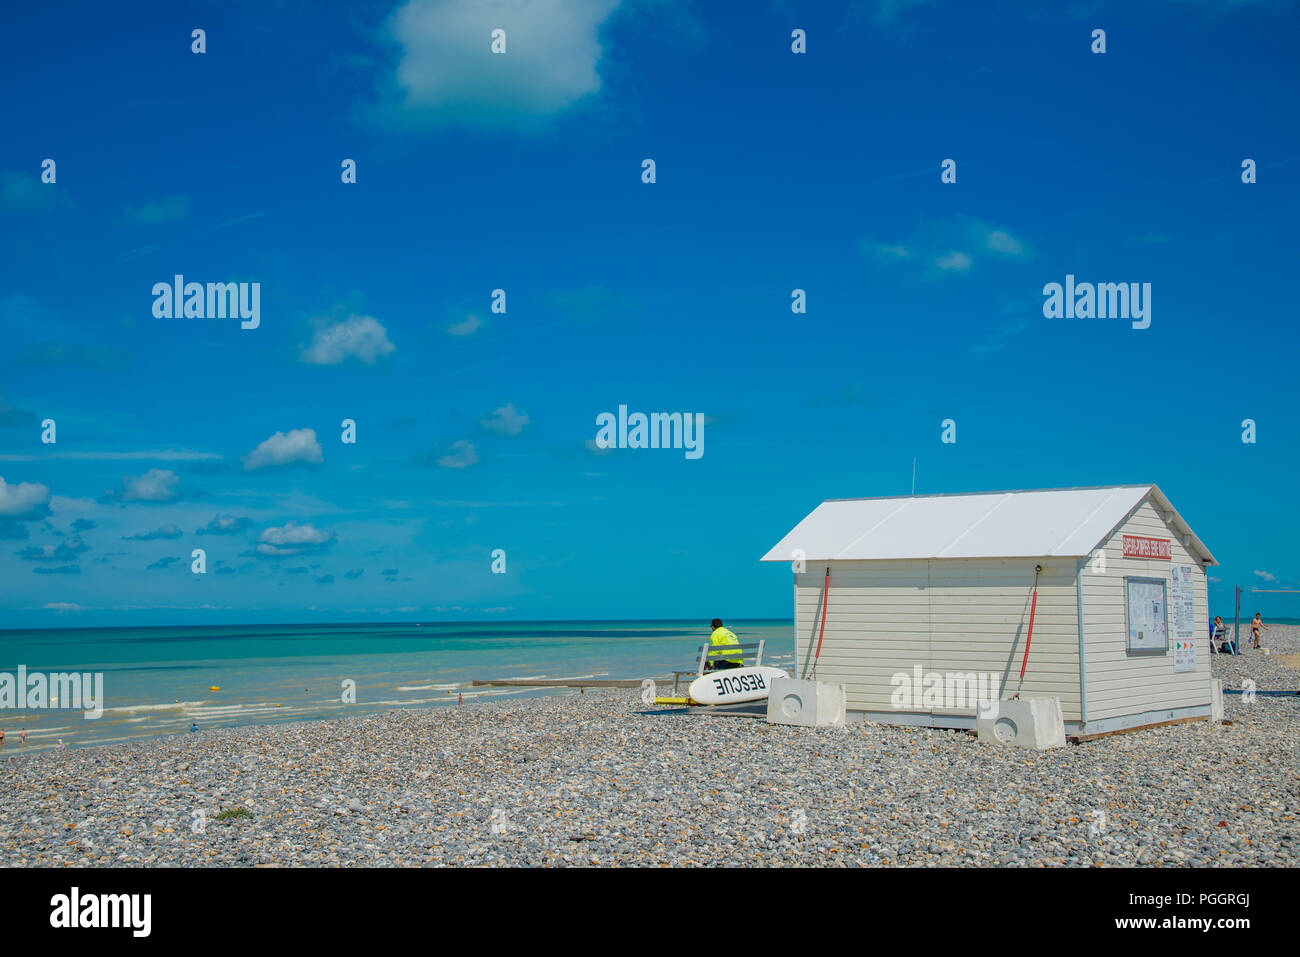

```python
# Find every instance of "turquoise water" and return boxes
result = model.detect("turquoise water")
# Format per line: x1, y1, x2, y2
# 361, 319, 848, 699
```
0, 620, 795, 753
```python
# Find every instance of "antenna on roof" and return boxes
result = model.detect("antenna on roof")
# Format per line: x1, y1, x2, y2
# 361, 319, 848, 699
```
911, 458, 917, 496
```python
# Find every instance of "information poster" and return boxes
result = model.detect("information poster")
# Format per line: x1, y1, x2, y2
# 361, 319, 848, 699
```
1170, 564, 1197, 672
1126, 577, 1168, 654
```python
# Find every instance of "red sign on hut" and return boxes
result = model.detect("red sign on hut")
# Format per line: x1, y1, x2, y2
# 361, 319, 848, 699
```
1122, 534, 1172, 559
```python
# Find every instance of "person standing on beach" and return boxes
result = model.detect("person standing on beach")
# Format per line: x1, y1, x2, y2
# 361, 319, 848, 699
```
19, 728, 26, 745
705, 619, 744, 671
1251, 613, 1268, 649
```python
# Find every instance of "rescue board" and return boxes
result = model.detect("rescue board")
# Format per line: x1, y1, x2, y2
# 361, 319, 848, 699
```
688, 666, 789, 705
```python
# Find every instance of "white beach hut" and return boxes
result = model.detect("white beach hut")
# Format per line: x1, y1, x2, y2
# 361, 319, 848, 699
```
761, 485, 1218, 738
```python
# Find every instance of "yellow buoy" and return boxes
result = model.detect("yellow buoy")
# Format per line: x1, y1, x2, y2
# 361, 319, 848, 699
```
208, 686, 221, 691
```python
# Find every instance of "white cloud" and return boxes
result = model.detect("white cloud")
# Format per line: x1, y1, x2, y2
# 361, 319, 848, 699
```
105, 468, 180, 503
1, 171, 73, 211
44, 602, 84, 613
197, 514, 253, 535
242, 429, 324, 471
447, 314, 482, 337
124, 523, 184, 541
383, 0, 621, 125
480, 403, 530, 435
983, 229, 1026, 257
20, 544, 65, 561
0, 476, 51, 516
867, 242, 912, 261
1253, 569, 1277, 583
300, 316, 395, 365
866, 220, 1031, 279
438, 440, 479, 469
0, 449, 221, 462
256, 520, 336, 556
934, 251, 972, 272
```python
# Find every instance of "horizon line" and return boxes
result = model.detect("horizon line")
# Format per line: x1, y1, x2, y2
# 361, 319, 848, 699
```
0, 615, 798, 635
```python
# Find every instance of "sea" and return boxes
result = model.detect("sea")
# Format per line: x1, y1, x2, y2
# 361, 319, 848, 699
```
0, 620, 795, 753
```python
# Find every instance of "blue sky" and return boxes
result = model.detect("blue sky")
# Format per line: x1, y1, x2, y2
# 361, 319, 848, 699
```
1, 0, 1297, 628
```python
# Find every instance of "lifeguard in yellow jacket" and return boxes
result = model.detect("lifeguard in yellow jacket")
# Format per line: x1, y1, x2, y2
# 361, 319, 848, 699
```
705, 618, 744, 670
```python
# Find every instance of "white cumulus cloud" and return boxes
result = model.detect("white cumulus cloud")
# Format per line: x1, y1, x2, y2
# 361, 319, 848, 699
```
447, 314, 482, 337
480, 403, 530, 435
300, 316, 395, 366
383, 0, 622, 125
242, 429, 324, 471
103, 468, 180, 503
256, 520, 336, 556
0, 476, 51, 516
934, 251, 972, 272
983, 228, 1026, 257
438, 440, 479, 469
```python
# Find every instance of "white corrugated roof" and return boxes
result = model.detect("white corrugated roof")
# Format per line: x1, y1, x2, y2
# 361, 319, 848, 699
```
761, 484, 1216, 564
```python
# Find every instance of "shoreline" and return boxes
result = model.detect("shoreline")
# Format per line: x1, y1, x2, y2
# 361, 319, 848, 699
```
0, 619, 798, 753
1, 628, 1296, 867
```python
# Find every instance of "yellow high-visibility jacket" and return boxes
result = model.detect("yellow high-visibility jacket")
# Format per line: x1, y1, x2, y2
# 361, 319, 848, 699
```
709, 626, 744, 665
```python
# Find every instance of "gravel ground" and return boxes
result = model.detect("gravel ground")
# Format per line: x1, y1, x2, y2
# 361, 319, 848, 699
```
2, 627, 1297, 867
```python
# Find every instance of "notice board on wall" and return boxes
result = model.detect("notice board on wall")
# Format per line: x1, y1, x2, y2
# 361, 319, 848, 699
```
1170, 564, 1197, 672
1126, 576, 1168, 655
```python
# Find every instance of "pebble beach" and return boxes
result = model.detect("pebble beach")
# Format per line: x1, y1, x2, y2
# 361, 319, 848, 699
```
2, 626, 1297, 867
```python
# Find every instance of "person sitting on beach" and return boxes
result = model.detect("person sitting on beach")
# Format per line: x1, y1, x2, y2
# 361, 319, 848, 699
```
1211, 616, 1227, 655
1251, 613, 1268, 649
704, 619, 744, 671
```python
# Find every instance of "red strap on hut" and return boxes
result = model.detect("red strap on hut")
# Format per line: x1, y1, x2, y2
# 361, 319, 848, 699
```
1018, 564, 1043, 682
811, 566, 830, 676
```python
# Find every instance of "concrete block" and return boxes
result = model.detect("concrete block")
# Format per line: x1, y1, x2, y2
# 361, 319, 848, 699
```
767, 677, 846, 727
976, 696, 1065, 750
1210, 678, 1224, 721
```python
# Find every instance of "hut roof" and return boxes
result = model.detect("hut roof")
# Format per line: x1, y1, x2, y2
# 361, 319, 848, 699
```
761, 484, 1215, 565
